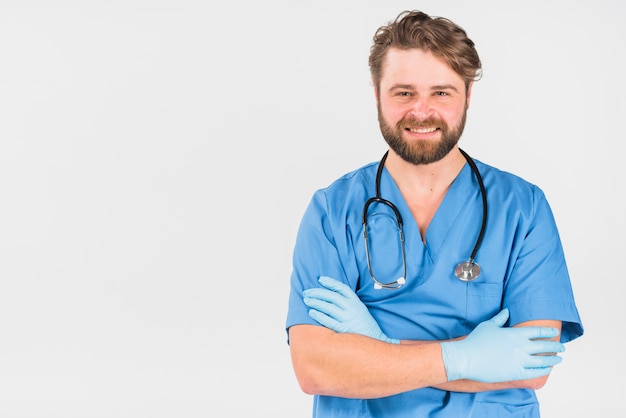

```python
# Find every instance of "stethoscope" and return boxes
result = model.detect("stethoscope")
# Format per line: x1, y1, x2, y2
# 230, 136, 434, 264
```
362, 148, 487, 289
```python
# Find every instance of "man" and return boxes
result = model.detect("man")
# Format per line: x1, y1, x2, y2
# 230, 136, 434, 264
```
286, 10, 583, 417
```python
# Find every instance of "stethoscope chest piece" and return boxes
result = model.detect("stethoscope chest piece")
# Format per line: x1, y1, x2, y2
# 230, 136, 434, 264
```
454, 261, 481, 282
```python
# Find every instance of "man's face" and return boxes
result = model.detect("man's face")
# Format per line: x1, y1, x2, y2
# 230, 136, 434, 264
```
376, 48, 471, 165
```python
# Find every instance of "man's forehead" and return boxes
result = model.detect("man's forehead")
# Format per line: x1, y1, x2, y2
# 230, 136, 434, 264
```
380, 48, 463, 87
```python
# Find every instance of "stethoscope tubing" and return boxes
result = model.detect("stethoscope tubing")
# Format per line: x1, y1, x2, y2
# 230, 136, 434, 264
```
458, 148, 487, 264
362, 148, 487, 288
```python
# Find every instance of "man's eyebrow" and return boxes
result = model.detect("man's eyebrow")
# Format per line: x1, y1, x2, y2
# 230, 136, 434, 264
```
432, 84, 460, 92
388, 83, 461, 92
389, 84, 415, 91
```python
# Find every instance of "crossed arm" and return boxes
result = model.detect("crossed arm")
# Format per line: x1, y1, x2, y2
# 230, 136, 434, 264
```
289, 276, 562, 399
290, 324, 448, 398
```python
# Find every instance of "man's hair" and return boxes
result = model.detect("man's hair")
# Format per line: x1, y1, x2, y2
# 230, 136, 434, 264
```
369, 10, 482, 91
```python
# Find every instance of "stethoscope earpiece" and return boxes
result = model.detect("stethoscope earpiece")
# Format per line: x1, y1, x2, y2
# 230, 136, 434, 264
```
373, 277, 405, 290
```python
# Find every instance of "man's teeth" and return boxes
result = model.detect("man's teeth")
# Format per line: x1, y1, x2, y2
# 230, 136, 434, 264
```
408, 127, 437, 133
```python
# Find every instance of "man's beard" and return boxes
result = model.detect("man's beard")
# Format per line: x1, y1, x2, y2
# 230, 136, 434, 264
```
378, 103, 467, 165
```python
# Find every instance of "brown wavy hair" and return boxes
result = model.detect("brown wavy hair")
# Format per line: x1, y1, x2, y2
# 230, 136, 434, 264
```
369, 10, 482, 92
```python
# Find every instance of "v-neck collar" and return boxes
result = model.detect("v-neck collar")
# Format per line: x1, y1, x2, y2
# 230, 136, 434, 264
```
379, 161, 473, 260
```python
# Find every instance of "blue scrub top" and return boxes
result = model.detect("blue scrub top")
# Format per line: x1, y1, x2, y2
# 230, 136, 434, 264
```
286, 157, 584, 418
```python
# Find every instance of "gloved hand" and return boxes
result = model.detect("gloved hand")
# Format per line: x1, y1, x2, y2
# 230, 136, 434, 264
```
302, 276, 400, 344
440, 309, 565, 383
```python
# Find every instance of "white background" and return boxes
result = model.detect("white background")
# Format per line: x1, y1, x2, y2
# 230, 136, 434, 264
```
0, 0, 623, 416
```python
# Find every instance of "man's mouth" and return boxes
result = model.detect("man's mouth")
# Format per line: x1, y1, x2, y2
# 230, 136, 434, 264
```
406, 126, 438, 133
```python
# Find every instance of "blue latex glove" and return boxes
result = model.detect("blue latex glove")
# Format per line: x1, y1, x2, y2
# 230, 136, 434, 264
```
440, 309, 565, 382
302, 276, 400, 344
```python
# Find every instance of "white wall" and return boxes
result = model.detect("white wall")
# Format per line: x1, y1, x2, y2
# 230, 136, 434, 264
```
0, 0, 622, 416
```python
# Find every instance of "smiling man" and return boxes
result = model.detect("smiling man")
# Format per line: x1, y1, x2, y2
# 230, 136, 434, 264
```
286, 10, 583, 417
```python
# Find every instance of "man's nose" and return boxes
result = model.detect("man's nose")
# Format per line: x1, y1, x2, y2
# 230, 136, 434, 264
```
409, 98, 434, 120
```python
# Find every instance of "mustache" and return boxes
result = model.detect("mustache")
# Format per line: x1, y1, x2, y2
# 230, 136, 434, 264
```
398, 118, 443, 129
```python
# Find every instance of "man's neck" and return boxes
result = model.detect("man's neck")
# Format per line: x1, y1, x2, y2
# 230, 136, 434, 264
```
383, 147, 467, 241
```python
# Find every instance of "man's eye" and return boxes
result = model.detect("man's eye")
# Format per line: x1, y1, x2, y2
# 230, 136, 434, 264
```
435, 91, 448, 96
398, 91, 411, 96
